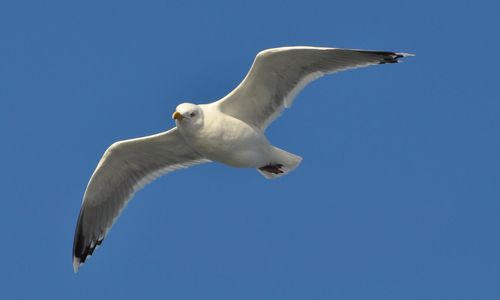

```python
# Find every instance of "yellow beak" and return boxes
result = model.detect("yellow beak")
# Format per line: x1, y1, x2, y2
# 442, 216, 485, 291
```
172, 111, 183, 120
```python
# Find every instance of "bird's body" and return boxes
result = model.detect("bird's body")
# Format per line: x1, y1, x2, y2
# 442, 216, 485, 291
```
175, 103, 297, 172
177, 104, 273, 168
72, 46, 413, 272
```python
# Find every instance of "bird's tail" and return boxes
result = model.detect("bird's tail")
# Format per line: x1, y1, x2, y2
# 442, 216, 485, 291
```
257, 147, 302, 179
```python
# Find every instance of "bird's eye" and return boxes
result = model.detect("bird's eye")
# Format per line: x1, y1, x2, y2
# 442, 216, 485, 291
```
190, 112, 196, 117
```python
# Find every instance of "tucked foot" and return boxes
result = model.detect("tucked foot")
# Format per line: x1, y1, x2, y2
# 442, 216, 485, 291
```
259, 163, 284, 175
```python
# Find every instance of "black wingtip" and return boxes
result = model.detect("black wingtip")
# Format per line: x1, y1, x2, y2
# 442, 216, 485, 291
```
355, 50, 414, 64
72, 209, 104, 272
375, 51, 414, 64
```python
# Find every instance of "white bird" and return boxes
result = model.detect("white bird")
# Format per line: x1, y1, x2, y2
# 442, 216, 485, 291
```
72, 46, 413, 272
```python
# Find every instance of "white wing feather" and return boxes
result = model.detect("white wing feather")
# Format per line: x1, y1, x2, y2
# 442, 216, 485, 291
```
217, 46, 412, 130
72, 128, 210, 272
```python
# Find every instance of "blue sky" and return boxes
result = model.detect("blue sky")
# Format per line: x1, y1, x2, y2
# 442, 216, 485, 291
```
1, 0, 499, 299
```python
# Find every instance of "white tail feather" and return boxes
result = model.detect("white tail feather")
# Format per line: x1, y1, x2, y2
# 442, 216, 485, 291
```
257, 147, 302, 179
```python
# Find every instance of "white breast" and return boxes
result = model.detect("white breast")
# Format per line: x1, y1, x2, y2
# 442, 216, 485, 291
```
179, 105, 273, 168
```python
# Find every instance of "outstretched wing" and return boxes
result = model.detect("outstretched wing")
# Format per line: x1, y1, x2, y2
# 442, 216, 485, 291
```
73, 128, 210, 272
217, 46, 412, 130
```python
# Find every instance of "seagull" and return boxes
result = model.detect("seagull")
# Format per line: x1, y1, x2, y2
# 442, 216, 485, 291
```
72, 46, 413, 272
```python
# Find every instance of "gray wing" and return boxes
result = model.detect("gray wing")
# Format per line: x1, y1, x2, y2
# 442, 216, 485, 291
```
217, 46, 412, 130
72, 128, 210, 272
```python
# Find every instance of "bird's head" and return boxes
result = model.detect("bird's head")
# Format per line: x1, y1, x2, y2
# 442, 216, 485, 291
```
172, 103, 204, 128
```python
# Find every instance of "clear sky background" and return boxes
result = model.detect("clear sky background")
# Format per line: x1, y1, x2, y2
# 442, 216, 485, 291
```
1, 0, 499, 299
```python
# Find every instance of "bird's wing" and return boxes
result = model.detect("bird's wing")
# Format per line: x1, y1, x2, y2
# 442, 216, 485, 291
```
217, 46, 412, 130
72, 128, 210, 272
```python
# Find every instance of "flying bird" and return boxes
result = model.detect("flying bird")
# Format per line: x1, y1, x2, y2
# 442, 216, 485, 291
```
73, 46, 413, 272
